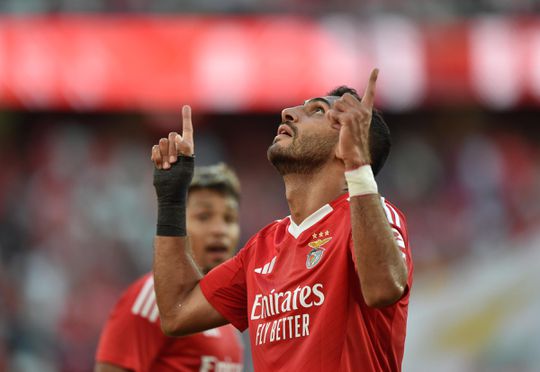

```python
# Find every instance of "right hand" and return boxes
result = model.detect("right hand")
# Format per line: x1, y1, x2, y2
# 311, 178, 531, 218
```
151, 105, 195, 170
332, 68, 378, 171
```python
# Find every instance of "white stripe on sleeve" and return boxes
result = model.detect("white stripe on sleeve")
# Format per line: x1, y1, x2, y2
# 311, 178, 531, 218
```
392, 227, 406, 249
131, 276, 154, 315
149, 303, 160, 323
386, 204, 402, 228
141, 290, 156, 318
380, 197, 394, 224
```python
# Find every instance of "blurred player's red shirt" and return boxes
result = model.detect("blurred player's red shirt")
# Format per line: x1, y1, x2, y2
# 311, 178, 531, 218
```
96, 273, 243, 372
200, 194, 413, 371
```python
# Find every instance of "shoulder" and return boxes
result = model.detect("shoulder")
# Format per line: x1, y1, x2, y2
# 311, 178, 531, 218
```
241, 219, 284, 252
97, 274, 164, 362
121, 273, 154, 304
113, 273, 160, 324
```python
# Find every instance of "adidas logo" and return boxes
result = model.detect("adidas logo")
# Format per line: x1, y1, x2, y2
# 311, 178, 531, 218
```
254, 256, 277, 275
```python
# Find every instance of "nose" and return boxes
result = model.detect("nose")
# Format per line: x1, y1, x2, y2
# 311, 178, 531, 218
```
281, 107, 298, 123
209, 218, 228, 237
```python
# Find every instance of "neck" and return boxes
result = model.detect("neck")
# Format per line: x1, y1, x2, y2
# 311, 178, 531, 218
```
283, 161, 346, 225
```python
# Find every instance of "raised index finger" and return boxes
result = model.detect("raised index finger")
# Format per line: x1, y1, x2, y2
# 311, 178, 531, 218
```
360, 68, 379, 109
182, 105, 194, 144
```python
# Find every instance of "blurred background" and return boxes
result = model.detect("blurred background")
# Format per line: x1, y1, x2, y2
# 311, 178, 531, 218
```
1, 1, 540, 372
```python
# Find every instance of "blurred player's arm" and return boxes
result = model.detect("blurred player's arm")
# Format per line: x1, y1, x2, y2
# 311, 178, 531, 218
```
329, 69, 407, 308
151, 106, 228, 336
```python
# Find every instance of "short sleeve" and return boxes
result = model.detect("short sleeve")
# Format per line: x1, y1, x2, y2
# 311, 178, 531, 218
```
200, 248, 249, 331
96, 275, 167, 370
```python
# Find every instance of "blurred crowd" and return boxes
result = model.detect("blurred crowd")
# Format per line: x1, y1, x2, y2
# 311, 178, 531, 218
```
0, 0, 538, 15
380, 111, 540, 272
0, 108, 539, 371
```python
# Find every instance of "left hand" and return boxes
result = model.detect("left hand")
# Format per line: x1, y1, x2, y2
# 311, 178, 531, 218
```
327, 68, 379, 171
151, 105, 195, 170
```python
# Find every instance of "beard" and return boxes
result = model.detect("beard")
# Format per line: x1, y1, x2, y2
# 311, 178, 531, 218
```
267, 130, 338, 175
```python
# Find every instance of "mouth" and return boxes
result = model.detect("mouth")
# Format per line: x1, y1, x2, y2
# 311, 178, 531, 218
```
205, 243, 229, 255
277, 124, 294, 138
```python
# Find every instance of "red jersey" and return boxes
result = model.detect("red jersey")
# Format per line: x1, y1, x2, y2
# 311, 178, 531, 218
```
200, 194, 413, 371
96, 273, 243, 372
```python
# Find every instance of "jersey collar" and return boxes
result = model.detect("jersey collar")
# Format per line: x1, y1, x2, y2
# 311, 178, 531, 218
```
286, 193, 348, 239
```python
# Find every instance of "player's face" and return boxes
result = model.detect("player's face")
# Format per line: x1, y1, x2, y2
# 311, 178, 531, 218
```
186, 189, 240, 274
267, 96, 340, 175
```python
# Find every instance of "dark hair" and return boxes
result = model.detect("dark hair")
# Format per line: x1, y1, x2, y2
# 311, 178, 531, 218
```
327, 85, 391, 176
189, 163, 241, 202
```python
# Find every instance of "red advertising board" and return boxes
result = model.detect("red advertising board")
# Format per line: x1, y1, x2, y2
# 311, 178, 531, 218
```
0, 16, 539, 111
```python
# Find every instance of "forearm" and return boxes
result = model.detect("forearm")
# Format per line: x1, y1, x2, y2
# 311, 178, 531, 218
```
153, 236, 203, 334
350, 194, 407, 307
152, 153, 199, 334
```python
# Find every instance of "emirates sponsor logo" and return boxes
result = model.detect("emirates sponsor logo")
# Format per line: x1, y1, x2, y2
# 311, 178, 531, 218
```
251, 284, 326, 346
250, 283, 325, 320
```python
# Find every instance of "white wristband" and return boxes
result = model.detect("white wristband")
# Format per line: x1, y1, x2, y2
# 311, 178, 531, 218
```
345, 165, 378, 196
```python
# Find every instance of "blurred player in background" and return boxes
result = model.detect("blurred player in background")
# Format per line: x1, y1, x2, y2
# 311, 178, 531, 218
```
151, 69, 413, 371
95, 164, 244, 372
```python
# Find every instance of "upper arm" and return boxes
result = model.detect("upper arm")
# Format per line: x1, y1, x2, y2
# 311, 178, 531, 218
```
199, 250, 249, 331
163, 245, 250, 335
163, 284, 229, 336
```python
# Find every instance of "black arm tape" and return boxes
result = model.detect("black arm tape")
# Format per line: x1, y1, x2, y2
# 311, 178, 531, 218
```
153, 156, 194, 236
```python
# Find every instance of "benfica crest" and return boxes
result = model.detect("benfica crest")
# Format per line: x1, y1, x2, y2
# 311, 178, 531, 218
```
306, 237, 332, 269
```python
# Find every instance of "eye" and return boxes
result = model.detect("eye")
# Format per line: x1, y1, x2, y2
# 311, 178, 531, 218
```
312, 106, 325, 114
195, 212, 212, 222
